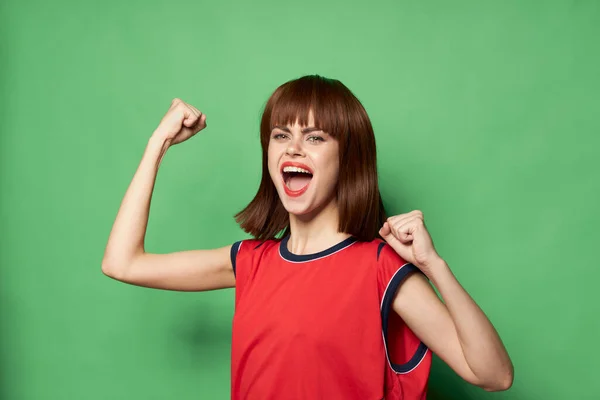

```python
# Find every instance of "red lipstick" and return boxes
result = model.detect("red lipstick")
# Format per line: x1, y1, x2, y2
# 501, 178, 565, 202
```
280, 161, 313, 198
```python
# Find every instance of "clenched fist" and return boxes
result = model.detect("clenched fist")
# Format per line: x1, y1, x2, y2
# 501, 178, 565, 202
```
151, 98, 207, 146
379, 210, 443, 276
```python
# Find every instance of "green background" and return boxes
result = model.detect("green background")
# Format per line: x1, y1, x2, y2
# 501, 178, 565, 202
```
1, 0, 598, 399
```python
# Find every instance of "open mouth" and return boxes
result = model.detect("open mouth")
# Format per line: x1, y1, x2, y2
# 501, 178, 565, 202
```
281, 163, 313, 196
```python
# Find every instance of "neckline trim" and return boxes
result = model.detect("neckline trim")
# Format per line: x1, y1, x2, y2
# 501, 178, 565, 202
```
279, 234, 358, 263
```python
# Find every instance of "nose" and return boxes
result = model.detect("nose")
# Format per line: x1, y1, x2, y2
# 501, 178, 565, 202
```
285, 136, 305, 157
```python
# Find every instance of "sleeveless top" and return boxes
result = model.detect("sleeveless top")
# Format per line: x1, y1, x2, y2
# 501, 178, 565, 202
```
229, 235, 431, 399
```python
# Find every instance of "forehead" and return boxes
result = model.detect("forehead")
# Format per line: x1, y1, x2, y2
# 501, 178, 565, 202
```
269, 105, 340, 139
266, 82, 348, 139
272, 111, 316, 130
270, 103, 316, 126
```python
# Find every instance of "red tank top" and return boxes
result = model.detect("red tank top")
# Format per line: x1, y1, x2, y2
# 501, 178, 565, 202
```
230, 235, 431, 399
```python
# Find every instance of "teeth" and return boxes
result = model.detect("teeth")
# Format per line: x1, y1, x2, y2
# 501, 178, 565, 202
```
283, 166, 312, 174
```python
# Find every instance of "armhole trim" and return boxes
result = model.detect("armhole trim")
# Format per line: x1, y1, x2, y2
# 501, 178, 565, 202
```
230, 241, 243, 277
380, 263, 429, 374
377, 242, 386, 261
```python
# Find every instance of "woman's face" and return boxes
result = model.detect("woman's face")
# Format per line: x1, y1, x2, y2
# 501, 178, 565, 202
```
267, 112, 340, 217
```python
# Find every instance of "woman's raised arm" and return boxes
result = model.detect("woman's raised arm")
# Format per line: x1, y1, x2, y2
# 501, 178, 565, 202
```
101, 99, 235, 291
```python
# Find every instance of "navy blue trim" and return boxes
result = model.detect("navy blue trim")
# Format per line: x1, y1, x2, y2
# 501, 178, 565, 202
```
230, 241, 242, 277
381, 263, 429, 373
377, 242, 386, 261
279, 234, 357, 262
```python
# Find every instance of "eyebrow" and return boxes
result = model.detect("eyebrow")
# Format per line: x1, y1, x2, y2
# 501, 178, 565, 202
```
273, 125, 323, 134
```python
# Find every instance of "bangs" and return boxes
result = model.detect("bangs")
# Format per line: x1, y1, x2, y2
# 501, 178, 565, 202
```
238, 74, 384, 242
266, 75, 351, 138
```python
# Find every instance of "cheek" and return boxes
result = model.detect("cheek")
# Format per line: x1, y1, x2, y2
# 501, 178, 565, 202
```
329, 164, 340, 188
327, 148, 340, 179
320, 154, 340, 189
267, 147, 279, 182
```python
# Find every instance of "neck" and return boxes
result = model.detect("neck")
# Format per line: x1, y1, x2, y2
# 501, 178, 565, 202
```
286, 196, 351, 255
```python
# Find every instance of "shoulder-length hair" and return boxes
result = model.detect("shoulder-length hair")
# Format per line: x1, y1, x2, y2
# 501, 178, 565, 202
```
234, 74, 387, 242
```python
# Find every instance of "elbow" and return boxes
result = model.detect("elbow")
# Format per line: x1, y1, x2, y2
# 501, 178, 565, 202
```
500, 368, 515, 391
101, 260, 116, 278
484, 368, 514, 392
486, 377, 513, 392
102, 252, 141, 281
101, 258, 125, 280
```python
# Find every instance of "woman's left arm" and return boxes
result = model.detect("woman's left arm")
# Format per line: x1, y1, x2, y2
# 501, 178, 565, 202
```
379, 211, 514, 392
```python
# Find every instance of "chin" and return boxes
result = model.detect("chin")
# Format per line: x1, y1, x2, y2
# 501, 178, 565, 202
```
279, 197, 316, 216
278, 191, 335, 220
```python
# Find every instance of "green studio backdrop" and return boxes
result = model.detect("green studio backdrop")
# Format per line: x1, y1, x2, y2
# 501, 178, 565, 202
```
1, 0, 598, 399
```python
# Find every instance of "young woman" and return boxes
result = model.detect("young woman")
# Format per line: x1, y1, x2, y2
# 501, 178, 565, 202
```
102, 75, 513, 399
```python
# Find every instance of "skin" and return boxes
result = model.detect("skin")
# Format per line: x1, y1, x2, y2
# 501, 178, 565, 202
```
102, 99, 513, 391
268, 112, 352, 254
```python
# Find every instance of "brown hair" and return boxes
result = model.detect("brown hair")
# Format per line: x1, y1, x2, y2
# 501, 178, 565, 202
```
234, 75, 387, 242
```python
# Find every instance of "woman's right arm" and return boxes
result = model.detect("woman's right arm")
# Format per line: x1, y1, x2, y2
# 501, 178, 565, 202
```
101, 99, 236, 292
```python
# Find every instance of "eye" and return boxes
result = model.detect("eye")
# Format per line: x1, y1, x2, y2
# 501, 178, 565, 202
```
307, 135, 324, 143
272, 133, 288, 140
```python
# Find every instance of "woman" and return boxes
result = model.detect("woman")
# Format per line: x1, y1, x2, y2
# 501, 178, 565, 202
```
102, 75, 513, 399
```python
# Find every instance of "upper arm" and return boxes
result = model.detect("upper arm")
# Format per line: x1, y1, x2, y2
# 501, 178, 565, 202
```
102, 244, 236, 292
392, 272, 480, 386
